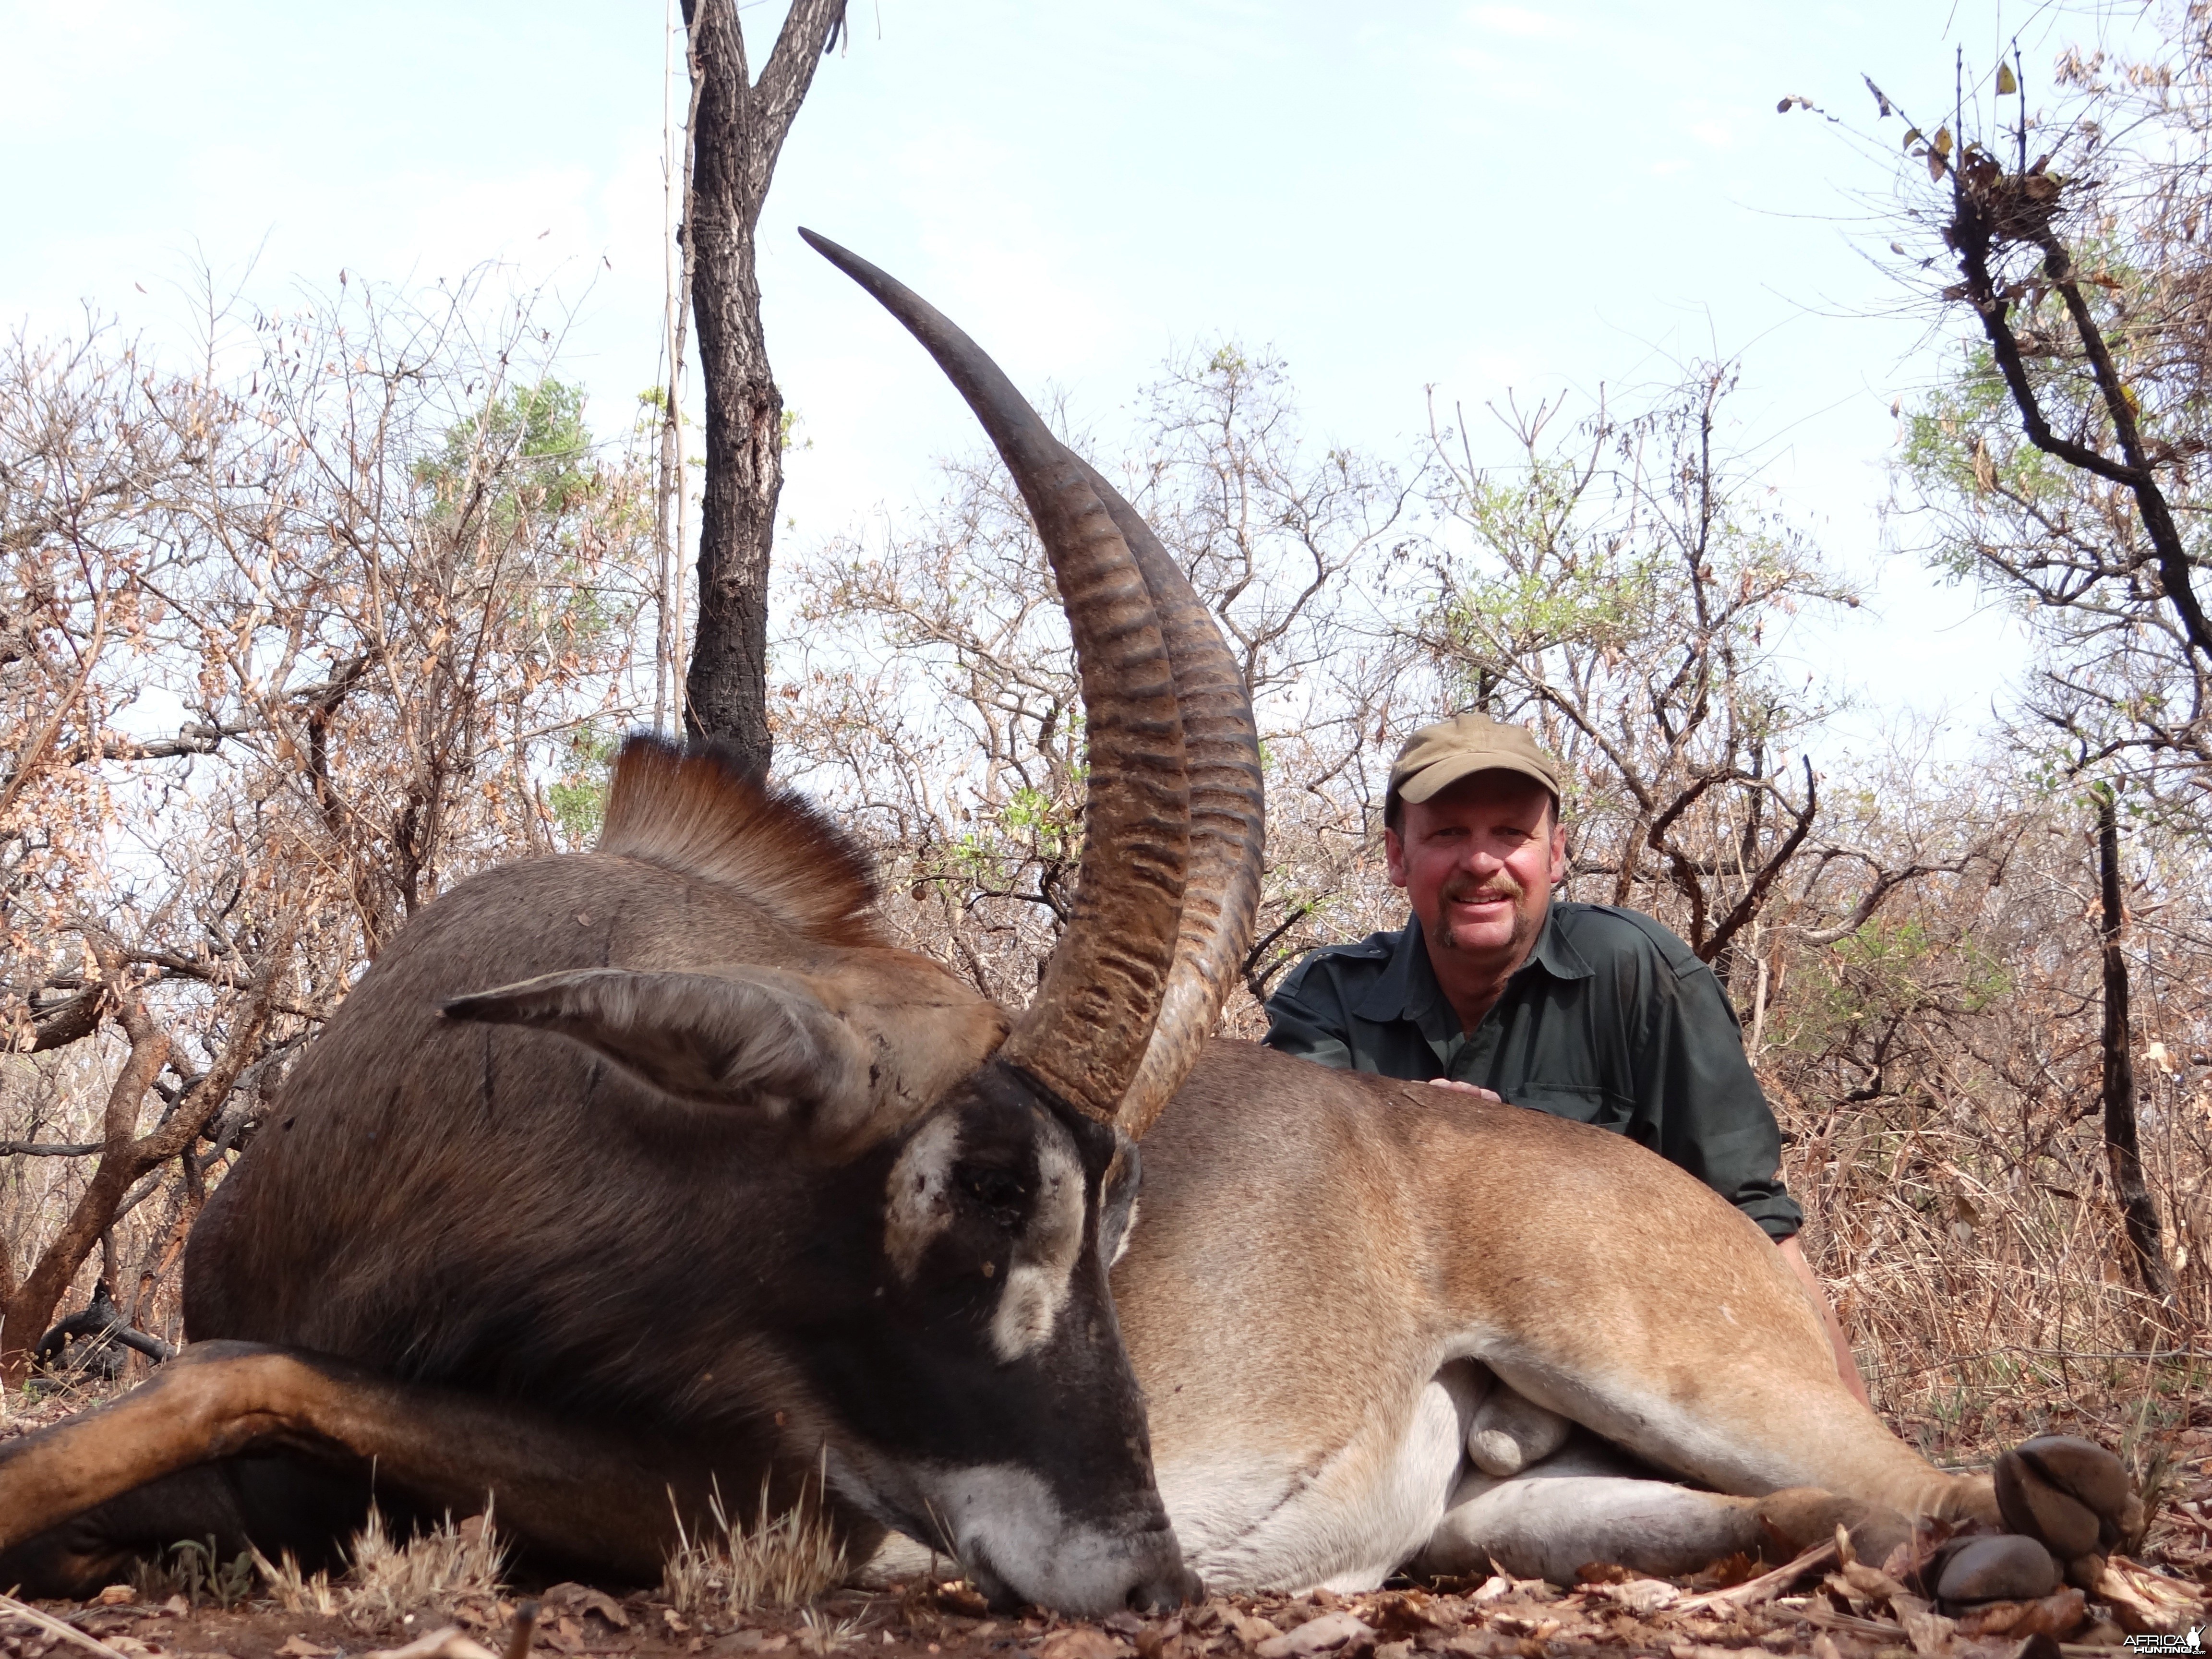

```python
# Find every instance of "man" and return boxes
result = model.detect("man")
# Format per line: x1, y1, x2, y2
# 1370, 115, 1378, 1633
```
1264, 712, 1868, 1404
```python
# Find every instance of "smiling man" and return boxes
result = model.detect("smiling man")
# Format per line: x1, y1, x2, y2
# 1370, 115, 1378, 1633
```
1263, 712, 1868, 1404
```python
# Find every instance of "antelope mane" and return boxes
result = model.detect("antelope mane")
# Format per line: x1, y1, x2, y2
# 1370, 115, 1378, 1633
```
598, 737, 885, 949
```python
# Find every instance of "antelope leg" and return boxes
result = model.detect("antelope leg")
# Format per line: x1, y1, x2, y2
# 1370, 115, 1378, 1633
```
1412, 1433, 1929, 1585
0, 1455, 387, 1595
0, 1340, 756, 1590
1414, 1436, 1765, 1583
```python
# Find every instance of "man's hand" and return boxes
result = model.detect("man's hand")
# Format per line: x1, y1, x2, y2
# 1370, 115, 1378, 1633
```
1426, 1079, 1503, 1102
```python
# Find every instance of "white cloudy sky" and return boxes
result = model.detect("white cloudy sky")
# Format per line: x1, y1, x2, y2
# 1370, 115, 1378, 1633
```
2, 0, 2143, 765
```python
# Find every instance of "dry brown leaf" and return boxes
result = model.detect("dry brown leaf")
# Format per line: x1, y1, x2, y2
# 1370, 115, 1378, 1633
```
2093, 1555, 2209, 1635
1227, 1613, 1286, 1648
1840, 1560, 1909, 1603
0, 1597, 134, 1659
1253, 1611, 1374, 1659
1678, 1539, 1837, 1611
1366, 1592, 1444, 1637
1952, 1586, 2086, 1639
1899, 1605, 1957, 1657
539, 1585, 630, 1630
363, 1630, 499, 1659
1587, 1579, 1679, 1615
1039, 1630, 1133, 1659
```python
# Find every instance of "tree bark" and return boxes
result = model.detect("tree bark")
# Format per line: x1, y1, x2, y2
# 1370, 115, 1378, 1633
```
0, 981, 169, 1382
682, 0, 848, 773
2094, 786, 2176, 1308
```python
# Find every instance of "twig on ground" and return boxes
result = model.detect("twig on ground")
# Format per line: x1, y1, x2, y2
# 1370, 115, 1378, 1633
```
0, 1593, 134, 1659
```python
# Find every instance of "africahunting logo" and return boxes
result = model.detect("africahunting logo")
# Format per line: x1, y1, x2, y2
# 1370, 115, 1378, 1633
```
2123, 1627, 2204, 1654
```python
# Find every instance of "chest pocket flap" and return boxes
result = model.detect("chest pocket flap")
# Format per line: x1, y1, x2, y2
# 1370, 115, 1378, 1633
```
1504, 1081, 1635, 1133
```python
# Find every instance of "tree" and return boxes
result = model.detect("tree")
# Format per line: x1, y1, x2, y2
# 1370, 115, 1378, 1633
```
681, 0, 851, 773
1853, 28, 2212, 820
0, 276, 655, 1380
1406, 366, 1948, 1014
1837, 25, 2212, 1306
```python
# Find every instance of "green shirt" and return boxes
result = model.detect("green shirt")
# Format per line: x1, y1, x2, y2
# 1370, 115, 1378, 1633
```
1262, 902, 1803, 1240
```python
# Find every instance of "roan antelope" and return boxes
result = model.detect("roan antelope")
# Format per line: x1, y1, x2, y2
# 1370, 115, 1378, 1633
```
0, 236, 2137, 1615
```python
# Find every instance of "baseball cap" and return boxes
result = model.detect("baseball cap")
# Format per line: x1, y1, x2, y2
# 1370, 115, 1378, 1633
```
1386, 713, 1563, 818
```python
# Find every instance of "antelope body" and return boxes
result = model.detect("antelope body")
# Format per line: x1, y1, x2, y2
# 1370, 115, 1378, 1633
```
0, 238, 2134, 1615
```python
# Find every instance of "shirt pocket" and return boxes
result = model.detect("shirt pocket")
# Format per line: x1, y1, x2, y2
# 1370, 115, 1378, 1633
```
1505, 1081, 1636, 1134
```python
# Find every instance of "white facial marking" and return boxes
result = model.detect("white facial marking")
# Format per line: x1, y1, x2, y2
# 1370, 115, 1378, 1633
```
884, 1113, 961, 1281
925, 1463, 1166, 1617
824, 1443, 1179, 1620
1108, 1192, 1140, 1268
989, 1113, 1086, 1362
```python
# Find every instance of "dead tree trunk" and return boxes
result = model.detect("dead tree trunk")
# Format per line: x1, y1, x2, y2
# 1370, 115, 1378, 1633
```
2095, 786, 2176, 1308
681, 0, 849, 774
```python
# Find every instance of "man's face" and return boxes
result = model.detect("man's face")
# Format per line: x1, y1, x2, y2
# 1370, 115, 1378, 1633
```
1385, 771, 1566, 972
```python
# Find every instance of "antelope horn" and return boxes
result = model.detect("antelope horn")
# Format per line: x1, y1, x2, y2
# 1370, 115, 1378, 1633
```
802, 229, 1188, 1128
1066, 454, 1263, 1141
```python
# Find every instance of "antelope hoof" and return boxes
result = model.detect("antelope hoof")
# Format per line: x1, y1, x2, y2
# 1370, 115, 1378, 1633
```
1933, 1534, 2060, 1605
1994, 1436, 2141, 1581
1466, 1389, 1572, 1479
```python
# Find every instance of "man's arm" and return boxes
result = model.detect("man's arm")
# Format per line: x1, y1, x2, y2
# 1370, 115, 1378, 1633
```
1639, 950, 1804, 1237
1622, 931, 1865, 1395
1777, 1233, 1871, 1407
1260, 951, 1359, 1069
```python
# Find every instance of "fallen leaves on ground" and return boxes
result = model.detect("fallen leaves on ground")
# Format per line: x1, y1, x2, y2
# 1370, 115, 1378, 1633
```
6, 1447, 2211, 1659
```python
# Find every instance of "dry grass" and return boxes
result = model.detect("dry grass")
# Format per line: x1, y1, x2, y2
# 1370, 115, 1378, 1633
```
661, 1480, 848, 1621
1767, 913, 2212, 1482
95, 1504, 508, 1627
250, 1542, 341, 1617
329, 1506, 508, 1632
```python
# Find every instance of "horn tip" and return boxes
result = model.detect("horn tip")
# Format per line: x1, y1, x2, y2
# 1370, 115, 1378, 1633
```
799, 227, 862, 274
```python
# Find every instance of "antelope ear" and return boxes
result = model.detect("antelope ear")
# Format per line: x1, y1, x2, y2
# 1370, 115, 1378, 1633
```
441, 966, 871, 1125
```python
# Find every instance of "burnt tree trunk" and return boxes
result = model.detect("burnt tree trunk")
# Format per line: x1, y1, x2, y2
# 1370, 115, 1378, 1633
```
681, 0, 848, 773
2095, 786, 2176, 1307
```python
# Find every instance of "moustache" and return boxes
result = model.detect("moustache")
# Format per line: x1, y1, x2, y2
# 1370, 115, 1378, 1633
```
1443, 875, 1525, 905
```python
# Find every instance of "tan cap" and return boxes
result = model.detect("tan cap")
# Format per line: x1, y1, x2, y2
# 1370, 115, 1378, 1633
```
1386, 712, 1562, 817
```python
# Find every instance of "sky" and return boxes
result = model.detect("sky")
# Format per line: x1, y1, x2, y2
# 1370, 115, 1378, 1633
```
1, 0, 2148, 770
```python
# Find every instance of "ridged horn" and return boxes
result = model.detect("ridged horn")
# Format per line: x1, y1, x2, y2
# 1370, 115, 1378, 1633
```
801, 229, 1188, 1128
1067, 454, 1264, 1141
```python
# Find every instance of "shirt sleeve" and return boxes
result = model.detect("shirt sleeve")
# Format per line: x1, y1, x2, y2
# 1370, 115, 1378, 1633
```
1261, 952, 1358, 1070
1639, 956, 1804, 1241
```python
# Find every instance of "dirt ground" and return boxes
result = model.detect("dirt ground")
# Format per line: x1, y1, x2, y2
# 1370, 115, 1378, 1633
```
5, 1388, 2209, 1659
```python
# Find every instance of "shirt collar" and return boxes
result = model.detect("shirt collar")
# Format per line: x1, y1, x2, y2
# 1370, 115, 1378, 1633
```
1353, 901, 1594, 1030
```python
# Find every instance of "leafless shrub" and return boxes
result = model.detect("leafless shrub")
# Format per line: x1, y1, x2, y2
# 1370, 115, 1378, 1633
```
0, 267, 658, 1377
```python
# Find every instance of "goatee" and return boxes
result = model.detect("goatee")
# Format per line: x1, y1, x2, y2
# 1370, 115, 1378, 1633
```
1434, 872, 1533, 953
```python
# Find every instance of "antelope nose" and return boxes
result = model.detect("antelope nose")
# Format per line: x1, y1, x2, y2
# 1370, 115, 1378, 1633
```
1127, 1565, 1203, 1612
